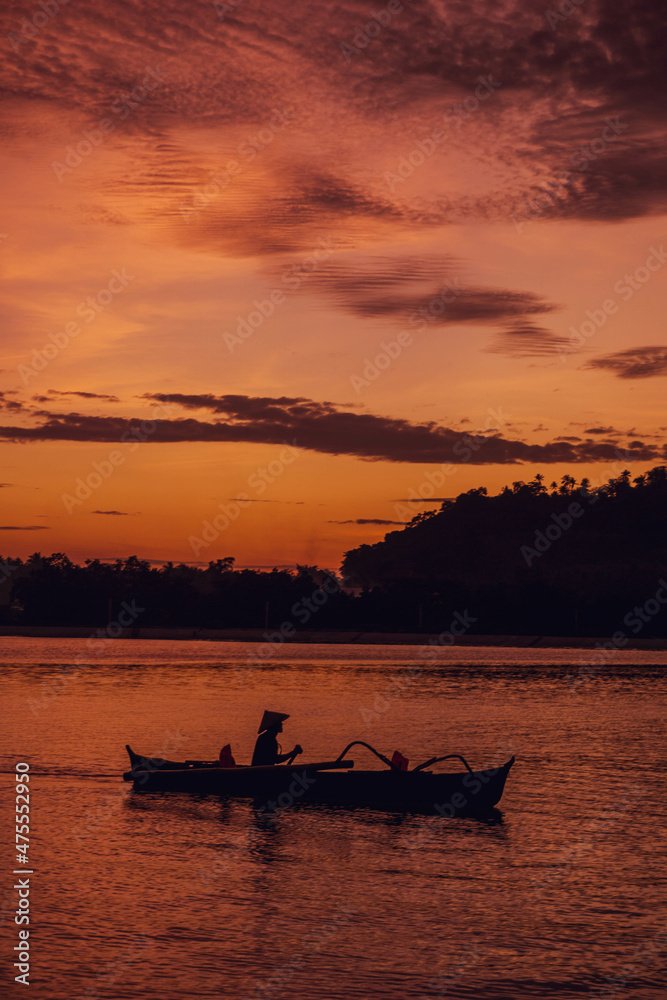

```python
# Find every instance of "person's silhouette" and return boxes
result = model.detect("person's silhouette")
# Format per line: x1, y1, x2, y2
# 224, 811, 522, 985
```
251, 710, 302, 766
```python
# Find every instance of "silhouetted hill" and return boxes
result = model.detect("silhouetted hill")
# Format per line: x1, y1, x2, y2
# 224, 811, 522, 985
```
341, 467, 667, 636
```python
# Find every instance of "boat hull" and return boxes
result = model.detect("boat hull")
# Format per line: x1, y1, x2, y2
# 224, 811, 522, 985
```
126, 757, 515, 813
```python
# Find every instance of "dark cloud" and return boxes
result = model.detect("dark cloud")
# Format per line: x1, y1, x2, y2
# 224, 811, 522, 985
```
393, 497, 452, 503
360, 286, 554, 325
486, 321, 570, 358
295, 172, 402, 221
586, 346, 667, 378
379, 0, 667, 222
0, 392, 26, 413
302, 255, 563, 354
296, 255, 458, 308
227, 498, 305, 504
544, 144, 667, 223
330, 519, 405, 526
1, 393, 664, 465
2, 0, 665, 232
309, 256, 556, 327
91, 510, 134, 516
176, 169, 402, 257
3, 1, 662, 120
35, 391, 121, 403
584, 426, 619, 435
0, 525, 49, 531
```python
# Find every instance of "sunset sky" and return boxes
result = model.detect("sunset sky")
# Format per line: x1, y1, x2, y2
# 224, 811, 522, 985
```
1, 0, 665, 568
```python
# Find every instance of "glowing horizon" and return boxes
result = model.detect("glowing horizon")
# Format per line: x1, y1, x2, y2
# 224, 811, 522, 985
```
1, 0, 665, 569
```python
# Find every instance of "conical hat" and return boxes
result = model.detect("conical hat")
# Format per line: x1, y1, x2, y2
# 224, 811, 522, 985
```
258, 710, 290, 734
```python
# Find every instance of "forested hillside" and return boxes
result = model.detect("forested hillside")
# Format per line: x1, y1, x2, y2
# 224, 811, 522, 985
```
341, 467, 667, 636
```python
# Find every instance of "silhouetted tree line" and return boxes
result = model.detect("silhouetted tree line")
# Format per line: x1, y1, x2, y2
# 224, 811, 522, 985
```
1, 557, 356, 630
2, 466, 666, 636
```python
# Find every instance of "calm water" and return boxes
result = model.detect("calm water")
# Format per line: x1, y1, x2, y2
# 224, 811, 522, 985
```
2, 637, 666, 1000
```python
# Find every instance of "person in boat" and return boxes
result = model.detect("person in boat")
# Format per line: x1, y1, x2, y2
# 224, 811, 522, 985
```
251, 710, 302, 766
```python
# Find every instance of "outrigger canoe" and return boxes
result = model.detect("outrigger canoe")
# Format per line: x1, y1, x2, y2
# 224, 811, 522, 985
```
123, 742, 515, 813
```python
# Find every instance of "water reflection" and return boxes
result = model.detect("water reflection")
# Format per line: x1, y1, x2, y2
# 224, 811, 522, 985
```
3, 638, 667, 1000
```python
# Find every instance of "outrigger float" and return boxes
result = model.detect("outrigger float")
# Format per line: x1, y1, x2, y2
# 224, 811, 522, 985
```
123, 743, 515, 813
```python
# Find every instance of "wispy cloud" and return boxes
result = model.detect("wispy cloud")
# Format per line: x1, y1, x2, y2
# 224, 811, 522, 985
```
485, 322, 570, 358
586, 346, 667, 379
305, 255, 560, 353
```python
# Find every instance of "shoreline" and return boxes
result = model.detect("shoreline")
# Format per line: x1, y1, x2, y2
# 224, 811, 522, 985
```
1, 625, 666, 650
